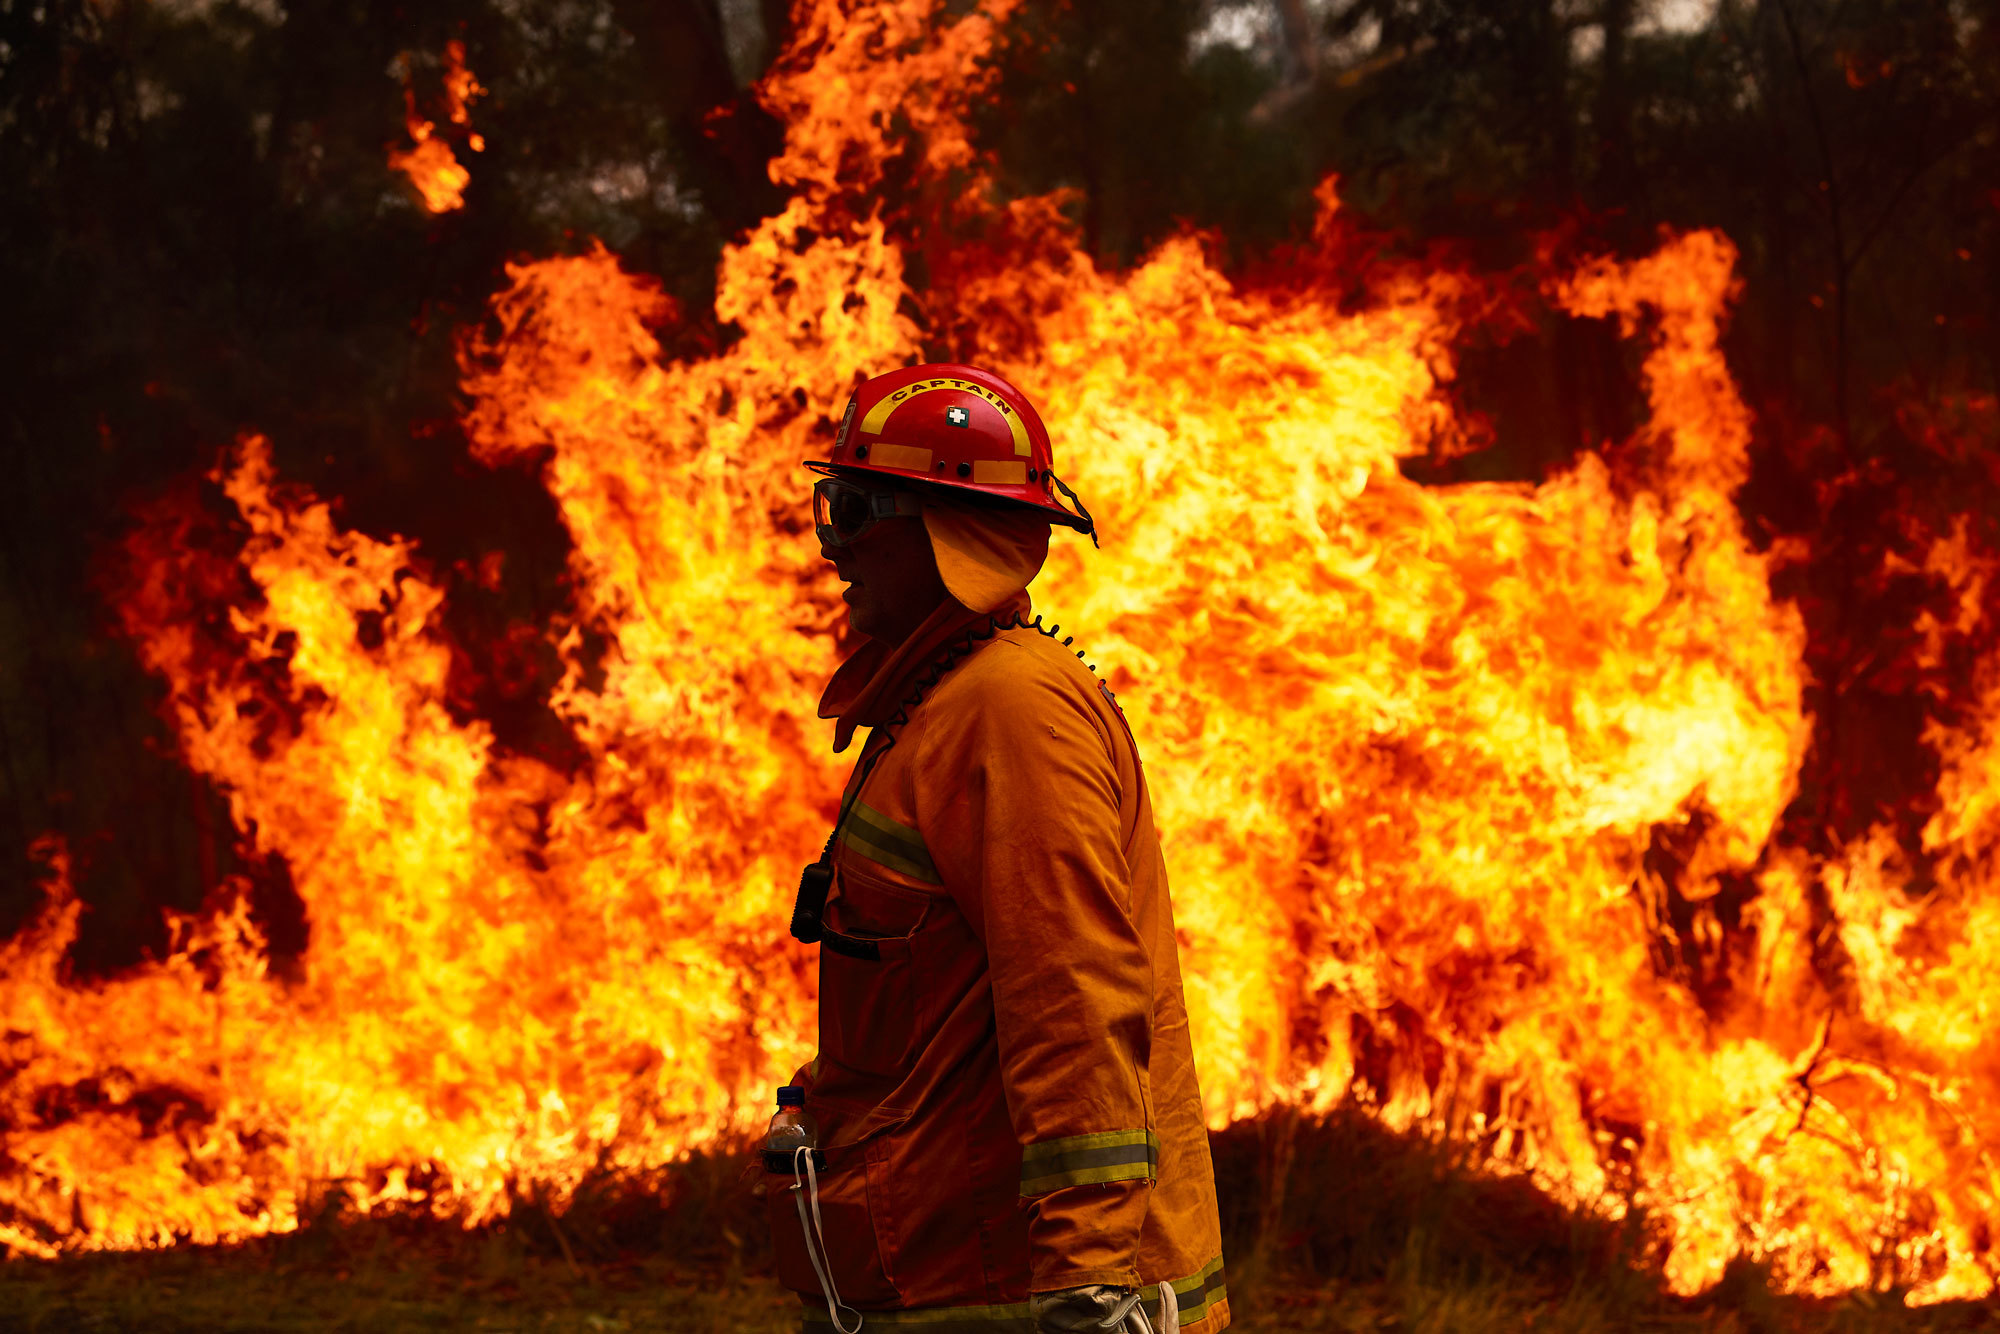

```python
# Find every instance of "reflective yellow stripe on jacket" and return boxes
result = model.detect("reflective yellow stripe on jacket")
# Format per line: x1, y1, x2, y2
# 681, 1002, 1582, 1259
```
1019, 1127, 1161, 1196
839, 800, 942, 883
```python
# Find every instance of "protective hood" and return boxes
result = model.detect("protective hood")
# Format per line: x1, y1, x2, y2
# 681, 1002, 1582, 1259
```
919, 492, 1051, 615
816, 591, 1025, 754
815, 493, 1050, 754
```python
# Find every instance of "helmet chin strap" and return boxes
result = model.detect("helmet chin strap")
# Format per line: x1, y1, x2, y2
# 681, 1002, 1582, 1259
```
1045, 470, 1099, 548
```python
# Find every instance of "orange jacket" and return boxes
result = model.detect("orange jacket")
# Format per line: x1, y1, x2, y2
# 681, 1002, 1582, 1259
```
768, 591, 1232, 1331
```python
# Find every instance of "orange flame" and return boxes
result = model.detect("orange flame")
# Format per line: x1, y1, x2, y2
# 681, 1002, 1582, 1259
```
4, 0, 1997, 1307
388, 40, 483, 213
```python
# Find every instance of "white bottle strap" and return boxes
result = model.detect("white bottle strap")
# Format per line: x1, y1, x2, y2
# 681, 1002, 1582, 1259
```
792, 1145, 865, 1332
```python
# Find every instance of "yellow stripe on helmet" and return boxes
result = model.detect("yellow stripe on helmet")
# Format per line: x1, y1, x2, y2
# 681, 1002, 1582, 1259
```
859, 379, 1032, 456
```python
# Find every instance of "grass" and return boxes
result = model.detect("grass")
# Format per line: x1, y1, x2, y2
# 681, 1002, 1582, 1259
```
4, 1108, 1995, 1333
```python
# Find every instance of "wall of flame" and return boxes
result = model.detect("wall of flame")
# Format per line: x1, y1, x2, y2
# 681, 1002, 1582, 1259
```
2, 0, 1994, 1306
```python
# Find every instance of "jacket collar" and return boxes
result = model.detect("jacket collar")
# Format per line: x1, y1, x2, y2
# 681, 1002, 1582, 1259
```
818, 589, 1034, 753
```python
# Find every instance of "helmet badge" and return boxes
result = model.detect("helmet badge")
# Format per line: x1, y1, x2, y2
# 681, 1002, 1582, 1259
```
835, 395, 857, 453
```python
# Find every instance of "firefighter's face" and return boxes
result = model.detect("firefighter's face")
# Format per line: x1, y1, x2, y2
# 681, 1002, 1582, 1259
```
822, 485, 949, 646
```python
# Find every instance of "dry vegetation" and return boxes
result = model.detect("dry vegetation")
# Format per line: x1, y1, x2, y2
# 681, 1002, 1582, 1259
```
5, 1108, 1994, 1333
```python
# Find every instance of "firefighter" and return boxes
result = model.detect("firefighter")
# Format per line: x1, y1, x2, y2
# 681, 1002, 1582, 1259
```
750, 363, 1231, 1333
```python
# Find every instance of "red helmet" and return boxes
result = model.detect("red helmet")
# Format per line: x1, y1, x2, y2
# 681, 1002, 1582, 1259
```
804, 363, 1096, 543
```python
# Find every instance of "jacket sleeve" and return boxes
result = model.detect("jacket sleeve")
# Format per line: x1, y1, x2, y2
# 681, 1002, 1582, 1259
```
914, 648, 1157, 1294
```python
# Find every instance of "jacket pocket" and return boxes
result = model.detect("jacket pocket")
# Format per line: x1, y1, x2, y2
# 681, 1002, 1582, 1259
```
766, 1147, 901, 1306
820, 862, 933, 1079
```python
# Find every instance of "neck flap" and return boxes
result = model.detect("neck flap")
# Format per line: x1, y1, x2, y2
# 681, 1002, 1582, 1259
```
817, 589, 1034, 753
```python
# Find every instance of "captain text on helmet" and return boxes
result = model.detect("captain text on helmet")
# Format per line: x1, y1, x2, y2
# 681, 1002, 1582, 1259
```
748, 364, 1232, 1334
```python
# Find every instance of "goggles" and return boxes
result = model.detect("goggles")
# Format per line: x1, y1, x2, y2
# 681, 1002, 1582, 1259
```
813, 477, 924, 548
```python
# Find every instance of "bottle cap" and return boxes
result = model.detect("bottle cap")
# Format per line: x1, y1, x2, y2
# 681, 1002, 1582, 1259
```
776, 1084, 805, 1107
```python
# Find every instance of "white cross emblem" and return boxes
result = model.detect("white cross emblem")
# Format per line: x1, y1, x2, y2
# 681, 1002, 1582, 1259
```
946, 406, 969, 427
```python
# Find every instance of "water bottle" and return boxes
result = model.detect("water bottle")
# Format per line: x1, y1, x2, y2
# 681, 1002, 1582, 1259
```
763, 1085, 825, 1173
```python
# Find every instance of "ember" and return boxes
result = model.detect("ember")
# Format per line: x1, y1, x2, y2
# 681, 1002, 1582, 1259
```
2, 0, 1994, 1311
